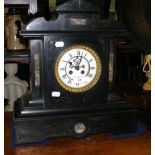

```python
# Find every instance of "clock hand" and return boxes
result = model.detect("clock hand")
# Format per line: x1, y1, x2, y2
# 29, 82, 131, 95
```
79, 56, 82, 63
69, 62, 75, 68
79, 65, 85, 68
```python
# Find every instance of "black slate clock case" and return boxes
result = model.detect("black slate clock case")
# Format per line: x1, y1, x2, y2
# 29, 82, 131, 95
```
13, 0, 137, 144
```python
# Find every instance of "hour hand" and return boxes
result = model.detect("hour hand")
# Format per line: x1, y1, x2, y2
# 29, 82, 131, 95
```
79, 65, 85, 68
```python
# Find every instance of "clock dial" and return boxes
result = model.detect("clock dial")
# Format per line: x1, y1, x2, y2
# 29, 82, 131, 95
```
55, 45, 102, 92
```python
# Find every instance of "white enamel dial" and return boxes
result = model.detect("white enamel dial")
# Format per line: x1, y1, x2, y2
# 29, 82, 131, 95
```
55, 45, 102, 92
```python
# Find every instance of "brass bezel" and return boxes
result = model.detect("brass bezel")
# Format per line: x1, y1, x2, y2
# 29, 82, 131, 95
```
54, 45, 102, 93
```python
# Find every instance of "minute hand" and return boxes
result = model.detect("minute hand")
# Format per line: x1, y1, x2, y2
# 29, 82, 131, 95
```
79, 56, 82, 63
76, 56, 82, 66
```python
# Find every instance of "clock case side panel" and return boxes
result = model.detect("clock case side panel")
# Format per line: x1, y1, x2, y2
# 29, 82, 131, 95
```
43, 34, 110, 109
30, 40, 44, 99
108, 39, 117, 93
24, 39, 45, 108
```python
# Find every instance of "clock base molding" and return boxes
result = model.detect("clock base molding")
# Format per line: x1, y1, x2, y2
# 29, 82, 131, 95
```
13, 94, 137, 144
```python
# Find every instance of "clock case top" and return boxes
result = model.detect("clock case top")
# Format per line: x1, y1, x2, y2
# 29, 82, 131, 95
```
16, 0, 132, 117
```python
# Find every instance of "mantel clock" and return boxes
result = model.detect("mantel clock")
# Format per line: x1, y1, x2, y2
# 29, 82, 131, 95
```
13, 0, 137, 144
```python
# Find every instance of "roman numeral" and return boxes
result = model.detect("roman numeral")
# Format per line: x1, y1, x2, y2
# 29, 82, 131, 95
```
62, 60, 68, 63
89, 59, 93, 62
90, 67, 95, 70
62, 74, 67, 79
69, 53, 73, 57
68, 79, 72, 84
84, 53, 87, 58
87, 73, 93, 78
77, 50, 80, 56
76, 83, 79, 86
60, 68, 65, 71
